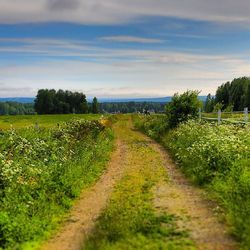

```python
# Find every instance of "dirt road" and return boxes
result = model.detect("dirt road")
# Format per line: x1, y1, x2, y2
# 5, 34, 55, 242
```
41, 116, 237, 250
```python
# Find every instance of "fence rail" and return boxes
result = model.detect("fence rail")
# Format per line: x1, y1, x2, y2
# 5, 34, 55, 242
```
199, 107, 249, 125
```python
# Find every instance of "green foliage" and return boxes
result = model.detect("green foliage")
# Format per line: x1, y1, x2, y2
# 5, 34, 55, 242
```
100, 102, 165, 114
224, 104, 234, 112
204, 94, 215, 113
34, 89, 88, 114
215, 77, 250, 111
165, 121, 248, 183
0, 118, 114, 249
212, 102, 223, 112
212, 159, 250, 247
132, 115, 168, 141
92, 97, 99, 114
0, 102, 35, 115
165, 90, 201, 128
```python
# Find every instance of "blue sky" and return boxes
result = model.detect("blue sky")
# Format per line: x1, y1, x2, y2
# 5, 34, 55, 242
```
0, 0, 250, 98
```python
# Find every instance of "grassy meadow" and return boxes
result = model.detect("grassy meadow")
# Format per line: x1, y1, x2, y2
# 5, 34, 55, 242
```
0, 114, 102, 130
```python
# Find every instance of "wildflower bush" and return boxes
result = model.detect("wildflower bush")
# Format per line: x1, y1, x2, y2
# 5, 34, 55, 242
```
165, 121, 249, 184
0, 118, 114, 249
134, 116, 250, 248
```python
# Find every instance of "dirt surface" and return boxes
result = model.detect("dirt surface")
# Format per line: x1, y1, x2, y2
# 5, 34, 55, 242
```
151, 141, 238, 250
41, 124, 128, 250
41, 117, 238, 250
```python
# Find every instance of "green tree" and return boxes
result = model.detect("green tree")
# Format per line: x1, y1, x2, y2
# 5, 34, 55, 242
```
81, 97, 88, 114
245, 84, 250, 109
92, 97, 99, 114
213, 102, 223, 112
215, 82, 230, 108
224, 104, 234, 112
214, 77, 250, 111
204, 94, 215, 113
34, 89, 55, 114
0, 102, 35, 115
165, 90, 201, 128
34, 89, 88, 114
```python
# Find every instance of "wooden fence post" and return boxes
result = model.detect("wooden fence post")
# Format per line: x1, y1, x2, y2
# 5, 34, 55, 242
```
218, 109, 222, 125
244, 107, 248, 123
199, 108, 202, 121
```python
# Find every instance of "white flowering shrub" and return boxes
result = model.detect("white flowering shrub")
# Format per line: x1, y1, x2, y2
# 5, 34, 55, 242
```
165, 121, 249, 183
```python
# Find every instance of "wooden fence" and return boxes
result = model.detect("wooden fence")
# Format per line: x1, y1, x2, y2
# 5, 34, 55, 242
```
199, 108, 249, 125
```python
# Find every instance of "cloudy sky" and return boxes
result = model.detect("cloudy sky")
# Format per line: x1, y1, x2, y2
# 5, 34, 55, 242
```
0, 0, 250, 98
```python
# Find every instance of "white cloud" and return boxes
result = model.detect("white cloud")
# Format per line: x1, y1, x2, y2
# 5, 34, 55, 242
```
1, 37, 250, 97
1, 37, 244, 64
0, 0, 250, 25
1, 48, 250, 97
0, 83, 35, 97
100, 36, 163, 44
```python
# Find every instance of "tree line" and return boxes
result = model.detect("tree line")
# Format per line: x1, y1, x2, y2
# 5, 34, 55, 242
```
1, 78, 249, 115
34, 89, 165, 114
34, 89, 99, 114
0, 97, 165, 116
100, 102, 165, 114
0, 102, 35, 115
204, 77, 250, 112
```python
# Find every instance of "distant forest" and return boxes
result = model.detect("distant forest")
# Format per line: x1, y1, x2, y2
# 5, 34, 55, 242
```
0, 89, 166, 115
0, 100, 165, 116
100, 102, 165, 113
204, 77, 250, 112
0, 77, 250, 115
0, 102, 35, 115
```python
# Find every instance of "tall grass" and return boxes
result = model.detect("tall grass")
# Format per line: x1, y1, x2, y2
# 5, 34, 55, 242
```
0, 118, 114, 249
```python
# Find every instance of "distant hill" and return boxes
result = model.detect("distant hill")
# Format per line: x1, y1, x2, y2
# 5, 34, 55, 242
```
0, 96, 207, 104
0, 97, 35, 103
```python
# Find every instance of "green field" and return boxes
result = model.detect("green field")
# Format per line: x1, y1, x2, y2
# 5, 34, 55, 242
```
0, 114, 102, 129
202, 112, 249, 123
